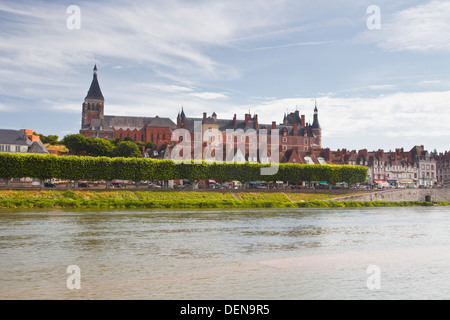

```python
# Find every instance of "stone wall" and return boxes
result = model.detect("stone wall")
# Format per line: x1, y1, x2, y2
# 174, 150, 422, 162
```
335, 188, 450, 202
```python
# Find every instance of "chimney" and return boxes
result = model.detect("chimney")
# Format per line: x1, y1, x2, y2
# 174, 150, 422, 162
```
245, 114, 249, 127
254, 114, 258, 129
233, 114, 237, 127
301, 115, 305, 127
293, 122, 298, 136
203, 112, 207, 122
272, 121, 276, 129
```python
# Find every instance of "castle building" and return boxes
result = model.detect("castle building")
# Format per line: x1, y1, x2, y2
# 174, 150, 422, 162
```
79, 65, 322, 162
175, 105, 321, 163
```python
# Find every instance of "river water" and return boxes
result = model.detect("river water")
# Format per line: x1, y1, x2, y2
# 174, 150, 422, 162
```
1, 206, 450, 300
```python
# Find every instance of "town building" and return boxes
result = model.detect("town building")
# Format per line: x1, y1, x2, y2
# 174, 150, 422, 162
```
435, 151, 450, 186
410, 145, 436, 187
0, 129, 49, 154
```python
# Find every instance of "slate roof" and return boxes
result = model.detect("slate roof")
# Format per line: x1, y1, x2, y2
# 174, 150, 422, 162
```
0, 129, 30, 145
182, 116, 316, 137
85, 65, 104, 100
0, 129, 49, 154
103, 115, 176, 131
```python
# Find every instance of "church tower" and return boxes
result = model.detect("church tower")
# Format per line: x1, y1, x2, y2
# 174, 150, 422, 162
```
81, 65, 104, 128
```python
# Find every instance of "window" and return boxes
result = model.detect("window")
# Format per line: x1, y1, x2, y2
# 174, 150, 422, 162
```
134, 134, 137, 141
282, 145, 287, 151
227, 135, 232, 142
162, 134, 165, 140
141, 134, 144, 141
304, 139, 308, 145
282, 137, 287, 143
0, 145, 4, 152
15, 146, 20, 152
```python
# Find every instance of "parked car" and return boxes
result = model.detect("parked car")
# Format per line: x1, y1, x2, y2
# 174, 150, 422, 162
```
77, 182, 89, 188
44, 182, 56, 188
148, 183, 161, 189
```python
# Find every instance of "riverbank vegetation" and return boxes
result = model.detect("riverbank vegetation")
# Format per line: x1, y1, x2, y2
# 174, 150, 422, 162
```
0, 189, 448, 209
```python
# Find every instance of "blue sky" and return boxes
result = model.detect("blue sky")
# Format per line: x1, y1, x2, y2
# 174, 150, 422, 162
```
1, 0, 450, 152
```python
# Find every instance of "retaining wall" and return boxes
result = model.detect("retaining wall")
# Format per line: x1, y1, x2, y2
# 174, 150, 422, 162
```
335, 188, 450, 202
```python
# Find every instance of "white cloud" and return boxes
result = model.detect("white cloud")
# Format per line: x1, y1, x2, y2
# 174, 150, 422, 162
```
239, 90, 450, 150
138, 83, 194, 93
359, 1, 450, 52
189, 92, 229, 100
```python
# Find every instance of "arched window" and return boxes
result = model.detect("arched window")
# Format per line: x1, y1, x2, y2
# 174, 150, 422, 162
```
134, 134, 137, 141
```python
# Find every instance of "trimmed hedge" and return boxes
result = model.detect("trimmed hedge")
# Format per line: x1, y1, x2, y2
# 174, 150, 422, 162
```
0, 153, 368, 185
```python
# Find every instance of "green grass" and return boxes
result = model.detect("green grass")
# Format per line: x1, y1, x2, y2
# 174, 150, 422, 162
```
0, 189, 449, 209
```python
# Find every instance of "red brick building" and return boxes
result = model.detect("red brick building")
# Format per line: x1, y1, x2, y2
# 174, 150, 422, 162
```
80, 65, 176, 145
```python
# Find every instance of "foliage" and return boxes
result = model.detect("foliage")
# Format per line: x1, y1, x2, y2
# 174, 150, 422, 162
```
109, 141, 142, 158
0, 153, 368, 186
61, 134, 87, 155
61, 134, 145, 158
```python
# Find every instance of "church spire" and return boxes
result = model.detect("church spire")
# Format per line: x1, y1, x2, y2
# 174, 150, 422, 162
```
85, 64, 104, 100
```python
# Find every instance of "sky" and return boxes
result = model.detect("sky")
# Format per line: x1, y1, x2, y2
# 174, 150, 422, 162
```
1, 0, 450, 153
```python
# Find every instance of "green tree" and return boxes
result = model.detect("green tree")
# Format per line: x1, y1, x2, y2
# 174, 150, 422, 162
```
85, 138, 114, 157
61, 134, 87, 155
110, 141, 142, 158
33, 132, 60, 145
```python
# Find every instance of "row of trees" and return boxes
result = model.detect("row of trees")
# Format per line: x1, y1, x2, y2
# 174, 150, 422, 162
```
0, 153, 368, 188
61, 134, 154, 157
32, 132, 154, 158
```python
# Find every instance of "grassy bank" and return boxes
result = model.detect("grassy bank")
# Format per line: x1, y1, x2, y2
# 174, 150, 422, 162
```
0, 189, 449, 209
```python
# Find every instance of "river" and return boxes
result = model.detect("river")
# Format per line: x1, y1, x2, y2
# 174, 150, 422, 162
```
1, 206, 450, 300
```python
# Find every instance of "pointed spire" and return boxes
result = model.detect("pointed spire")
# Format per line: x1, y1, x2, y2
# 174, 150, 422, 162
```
85, 64, 104, 100
311, 100, 320, 129
180, 105, 186, 119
